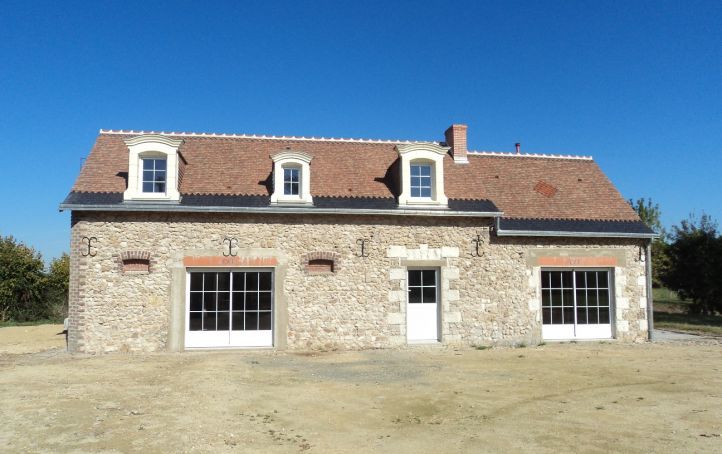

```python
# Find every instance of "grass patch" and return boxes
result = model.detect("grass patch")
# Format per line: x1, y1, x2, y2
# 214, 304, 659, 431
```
653, 287, 722, 336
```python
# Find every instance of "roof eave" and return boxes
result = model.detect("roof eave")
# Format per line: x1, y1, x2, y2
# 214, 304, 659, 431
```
58, 203, 503, 218
495, 228, 659, 239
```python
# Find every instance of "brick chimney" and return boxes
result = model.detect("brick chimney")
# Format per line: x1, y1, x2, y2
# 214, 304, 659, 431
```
445, 124, 468, 163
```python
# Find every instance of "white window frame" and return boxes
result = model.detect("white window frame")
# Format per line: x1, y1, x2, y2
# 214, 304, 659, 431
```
123, 135, 183, 201
397, 143, 449, 207
141, 157, 168, 194
271, 150, 313, 205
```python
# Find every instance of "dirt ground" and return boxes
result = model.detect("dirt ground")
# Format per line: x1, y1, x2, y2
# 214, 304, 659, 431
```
1, 326, 721, 453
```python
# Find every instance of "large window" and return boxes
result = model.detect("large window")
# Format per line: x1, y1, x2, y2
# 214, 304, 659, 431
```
541, 270, 611, 325
410, 164, 432, 198
188, 271, 273, 332
283, 167, 300, 196
142, 158, 167, 193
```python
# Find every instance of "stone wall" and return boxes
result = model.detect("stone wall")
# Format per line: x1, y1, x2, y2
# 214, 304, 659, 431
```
68, 212, 649, 353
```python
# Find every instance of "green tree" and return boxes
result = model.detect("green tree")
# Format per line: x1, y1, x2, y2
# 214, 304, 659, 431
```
662, 214, 722, 315
629, 198, 669, 286
46, 253, 70, 320
0, 235, 47, 322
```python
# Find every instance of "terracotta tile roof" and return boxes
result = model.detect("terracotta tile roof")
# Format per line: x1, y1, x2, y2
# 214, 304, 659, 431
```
69, 130, 640, 222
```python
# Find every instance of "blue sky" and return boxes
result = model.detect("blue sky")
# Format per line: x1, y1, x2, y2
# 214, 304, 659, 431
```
1, 0, 720, 261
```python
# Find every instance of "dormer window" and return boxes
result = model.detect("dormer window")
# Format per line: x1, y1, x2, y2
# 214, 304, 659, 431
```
271, 150, 313, 205
142, 158, 167, 193
283, 167, 301, 196
123, 135, 183, 202
410, 163, 433, 198
397, 143, 449, 208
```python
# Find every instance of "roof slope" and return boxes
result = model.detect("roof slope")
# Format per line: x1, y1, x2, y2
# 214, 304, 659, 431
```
68, 130, 641, 223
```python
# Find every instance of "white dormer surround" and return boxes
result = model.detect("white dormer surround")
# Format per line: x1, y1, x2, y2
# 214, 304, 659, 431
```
397, 143, 449, 208
270, 150, 313, 205
123, 135, 183, 202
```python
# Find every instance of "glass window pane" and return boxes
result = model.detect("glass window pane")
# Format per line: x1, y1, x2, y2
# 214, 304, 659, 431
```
154, 159, 166, 170
217, 273, 230, 291
542, 308, 551, 324
419, 187, 431, 198
562, 289, 574, 307
410, 176, 420, 187
217, 311, 229, 330
575, 271, 586, 288
563, 307, 574, 324
420, 165, 431, 176
245, 312, 259, 331
203, 293, 216, 311
587, 290, 598, 307
190, 273, 203, 291
551, 290, 562, 306
587, 308, 599, 324
598, 272, 609, 289
231, 312, 244, 330
143, 159, 154, 170
232, 273, 244, 291
599, 307, 610, 324
422, 287, 436, 304
561, 271, 573, 288
598, 289, 609, 307
551, 308, 563, 324
542, 289, 551, 308
576, 289, 587, 306
189, 312, 202, 331
203, 273, 217, 291
232, 291, 244, 311
284, 183, 293, 195
410, 165, 420, 176
408, 270, 421, 287
217, 292, 230, 311
541, 271, 551, 289
143, 170, 154, 182
550, 272, 561, 288
259, 272, 272, 291
190, 292, 203, 311
259, 292, 272, 311
259, 311, 272, 330
246, 273, 259, 290
408, 287, 421, 303
587, 272, 598, 288
576, 307, 588, 324
422, 270, 435, 286
154, 182, 165, 193
246, 292, 259, 311
142, 182, 154, 192
411, 187, 421, 197
203, 312, 216, 331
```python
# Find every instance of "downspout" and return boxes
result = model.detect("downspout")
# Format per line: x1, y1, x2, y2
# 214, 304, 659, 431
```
646, 241, 654, 341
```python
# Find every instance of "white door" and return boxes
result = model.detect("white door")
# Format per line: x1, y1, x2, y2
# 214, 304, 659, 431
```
185, 269, 273, 348
541, 269, 613, 340
407, 269, 439, 342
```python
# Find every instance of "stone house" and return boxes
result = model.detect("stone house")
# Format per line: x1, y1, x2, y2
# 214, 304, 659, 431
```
61, 124, 656, 353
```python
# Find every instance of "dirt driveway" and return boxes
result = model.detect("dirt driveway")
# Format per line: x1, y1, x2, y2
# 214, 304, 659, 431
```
1, 325, 721, 453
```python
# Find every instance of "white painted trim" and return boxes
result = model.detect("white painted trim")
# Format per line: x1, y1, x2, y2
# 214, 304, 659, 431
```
270, 150, 313, 205
397, 144, 449, 207
123, 135, 183, 202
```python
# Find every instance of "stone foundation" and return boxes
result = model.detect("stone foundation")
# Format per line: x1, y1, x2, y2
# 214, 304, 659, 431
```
68, 212, 649, 353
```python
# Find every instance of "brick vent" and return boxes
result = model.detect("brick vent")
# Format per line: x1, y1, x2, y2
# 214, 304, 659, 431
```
302, 251, 340, 274
534, 180, 558, 198
119, 250, 152, 274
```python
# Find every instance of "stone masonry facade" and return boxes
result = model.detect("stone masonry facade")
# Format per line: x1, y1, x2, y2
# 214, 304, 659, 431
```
68, 211, 649, 353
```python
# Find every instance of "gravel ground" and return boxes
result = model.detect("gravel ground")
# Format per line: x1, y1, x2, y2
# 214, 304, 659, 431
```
1, 325, 721, 453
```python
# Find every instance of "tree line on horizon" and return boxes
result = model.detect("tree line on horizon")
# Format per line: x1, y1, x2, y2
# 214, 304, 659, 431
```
630, 198, 721, 315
